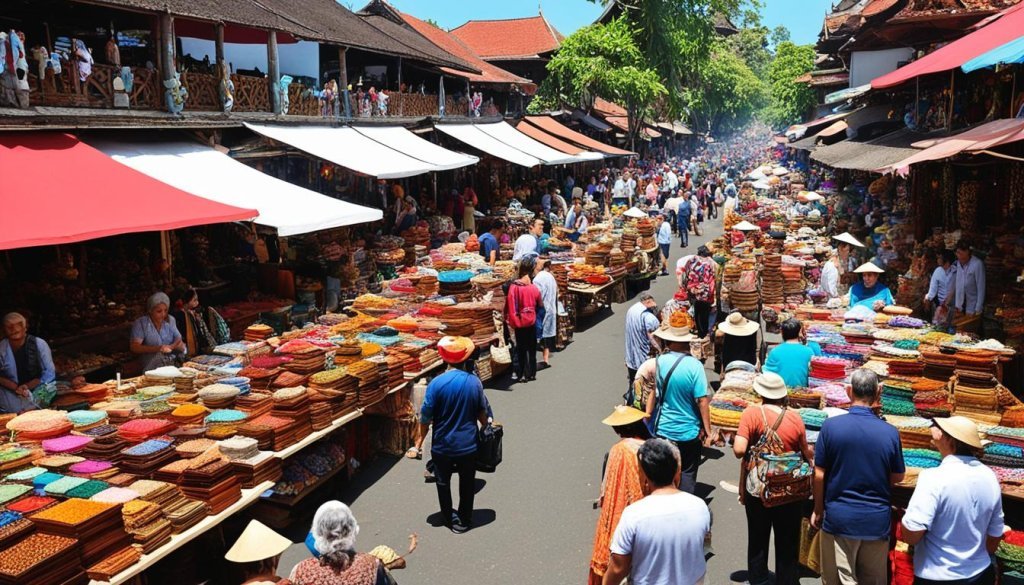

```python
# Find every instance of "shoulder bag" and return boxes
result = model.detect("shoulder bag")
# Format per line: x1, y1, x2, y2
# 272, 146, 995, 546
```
651, 353, 687, 436
744, 407, 812, 507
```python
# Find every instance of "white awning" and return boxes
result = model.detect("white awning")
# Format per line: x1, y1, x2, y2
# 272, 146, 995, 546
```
473, 121, 583, 165
91, 140, 383, 237
434, 123, 544, 167
245, 123, 438, 179
351, 126, 478, 171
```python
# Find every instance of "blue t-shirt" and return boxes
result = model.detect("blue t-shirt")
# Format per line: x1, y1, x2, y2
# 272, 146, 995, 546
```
653, 352, 708, 442
763, 342, 815, 388
815, 406, 905, 540
849, 282, 895, 310
479, 232, 499, 262
420, 370, 486, 457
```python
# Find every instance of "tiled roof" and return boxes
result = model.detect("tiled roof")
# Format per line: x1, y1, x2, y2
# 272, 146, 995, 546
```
593, 97, 628, 118
451, 15, 563, 60
357, 13, 478, 73
398, 11, 536, 88
863, 0, 902, 17
892, 0, 1020, 19
88, 0, 474, 68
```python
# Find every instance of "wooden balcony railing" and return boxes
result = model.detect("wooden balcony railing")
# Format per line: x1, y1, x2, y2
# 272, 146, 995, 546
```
28, 63, 160, 110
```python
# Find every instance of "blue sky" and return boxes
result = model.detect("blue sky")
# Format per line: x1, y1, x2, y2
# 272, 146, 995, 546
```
379, 0, 834, 46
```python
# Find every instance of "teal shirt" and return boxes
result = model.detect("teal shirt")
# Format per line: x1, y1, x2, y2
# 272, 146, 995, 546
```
849, 282, 894, 310
653, 352, 708, 442
764, 342, 815, 389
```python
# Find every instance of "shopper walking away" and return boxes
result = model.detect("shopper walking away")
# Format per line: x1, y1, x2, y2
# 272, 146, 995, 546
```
291, 501, 394, 585
590, 406, 651, 585
763, 319, 815, 388
678, 246, 717, 338
602, 438, 710, 585
624, 292, 661, 390
677, 194, 692, 247
506, 257, 542, 382
415, 336, 490, 533
715, 312, 761, 373
902, 416, 1003, 585
813, 369, 905, 585
734, 373, 814, 585
656, 214, 672, 277
645, 323, 712, 494
533, 259, 558, 368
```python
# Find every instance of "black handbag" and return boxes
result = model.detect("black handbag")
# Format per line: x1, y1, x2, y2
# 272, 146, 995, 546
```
476, 423, 503, 473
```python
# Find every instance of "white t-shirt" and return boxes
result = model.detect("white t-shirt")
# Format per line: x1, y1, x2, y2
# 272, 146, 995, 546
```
610, 492, 710, 585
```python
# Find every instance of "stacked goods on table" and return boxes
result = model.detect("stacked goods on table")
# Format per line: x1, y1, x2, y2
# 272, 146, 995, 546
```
308, 369, 358, 418
911, 378, 951, 418
437, 270, 474, 301
709, 368, 759, 429
881, 378, 916, 416
180, 455, 242, 515
780, 257, 805, 304
277, 340, 329, 375
271, 386, 313, 444
760, 255, 783, 304
120, 439, 176, 476
272, 434, 347, 497
80, 425, 128, 463
121, 499, 172, 554
982, 427, 1024, 468
953, 371, 1001, 425
30, 498, 131, 567
0, 532, 84, 585
87, 546, 141, 582
243, 324, 275, 342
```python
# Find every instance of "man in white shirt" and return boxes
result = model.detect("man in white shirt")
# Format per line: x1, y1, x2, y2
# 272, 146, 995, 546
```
666, 168, 679, 193
924, 250, 956, 312
604, 438, 710, 585
947, 241, 985, 317
512, 219, 544, 261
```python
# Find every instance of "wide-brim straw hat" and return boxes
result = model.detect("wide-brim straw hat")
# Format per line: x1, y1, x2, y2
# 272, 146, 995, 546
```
602, 405, 649, 427
753, 372, 788, 400
623, 207, 647, 218
854, 262, 884, 274
733, 220, 761, 232
718, 312, 759, 337
225, 520, 292, 563
653, 324, 696, 343
934, 416, 987, 449
438, 336, 475, 364
833, 232, 865, 248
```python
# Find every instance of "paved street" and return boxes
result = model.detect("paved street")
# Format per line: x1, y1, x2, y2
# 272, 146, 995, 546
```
279, 217, 816, 584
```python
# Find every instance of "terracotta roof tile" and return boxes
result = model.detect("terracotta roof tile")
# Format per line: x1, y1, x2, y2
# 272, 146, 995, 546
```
399, 11, 536, 88
451, 15, 563, 60
863, 0, 902, 16
593, 97, 628, 118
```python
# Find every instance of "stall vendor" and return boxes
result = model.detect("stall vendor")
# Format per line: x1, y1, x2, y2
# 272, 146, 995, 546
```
819, 232, 865, 300
130, 292, 185, 371
849, 262, 895, 311
0, 312, 56, 413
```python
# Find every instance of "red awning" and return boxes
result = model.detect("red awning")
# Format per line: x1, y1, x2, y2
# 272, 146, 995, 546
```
174, 20, 298, 45
872, 3, 1024, 89
514, 121, 586, 155
881, 118, 1024, 174
523, 116, 635, 156
0, 133, 257, 250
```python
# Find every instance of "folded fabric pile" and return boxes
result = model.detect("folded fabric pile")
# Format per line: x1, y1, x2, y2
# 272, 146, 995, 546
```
812, 383, 851, 408
86, 546, 141, 582
997, 531, 1024, 573
902, 448, 942, 468
982, 441, 1024, 468
953, 371, 1001, 424
809, 356, 850, 386
171, 402, 209, 425
243, 324, 275, 342
66, 410, 108, 431
921, 351, 957, 381
0, 532, 84, 585
198, 384, 241, 409
121, 500, 172, 554
888, 415, 934, 450
30, 498, 130, 567
117, 418, 176, 443
217, 436, 260, 461
799, 408, 828, 430
910, 378, 951, 418
881, 379, 916, 416
218, 377, 252, 396
42, 434, 93, 455
6, 409, 72, 441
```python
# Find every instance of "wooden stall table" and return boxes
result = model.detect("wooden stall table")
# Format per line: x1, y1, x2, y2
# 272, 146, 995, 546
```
568, 275, 626, 317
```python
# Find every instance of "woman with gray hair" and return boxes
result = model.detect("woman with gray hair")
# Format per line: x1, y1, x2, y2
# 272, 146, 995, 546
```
129, 292, 185, 371
0, 312, 57, 413
290, 501, 394, 585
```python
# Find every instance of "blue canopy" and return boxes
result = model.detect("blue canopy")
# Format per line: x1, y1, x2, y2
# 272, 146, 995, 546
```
962, 36, 1024, 73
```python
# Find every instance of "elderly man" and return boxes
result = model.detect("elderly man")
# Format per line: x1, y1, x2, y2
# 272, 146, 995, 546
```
0, 312, 57, 413
948, 240, 985, 319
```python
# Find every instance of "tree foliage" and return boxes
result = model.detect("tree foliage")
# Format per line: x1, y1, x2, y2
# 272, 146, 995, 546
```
683, 41, 767, 135
762, 41, 817, 128
528, 16, 666, 131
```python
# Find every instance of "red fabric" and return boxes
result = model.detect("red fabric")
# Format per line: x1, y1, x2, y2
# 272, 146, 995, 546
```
174, 20, 298, 44
872, 3, 1024, 88
885, 118, 1024, 174
0, 133, 256, 250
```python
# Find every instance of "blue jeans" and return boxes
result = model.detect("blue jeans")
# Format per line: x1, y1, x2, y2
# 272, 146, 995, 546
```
678, 218, 690, 246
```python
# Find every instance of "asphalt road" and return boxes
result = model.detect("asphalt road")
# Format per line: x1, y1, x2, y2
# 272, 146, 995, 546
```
277, 216, 819, 585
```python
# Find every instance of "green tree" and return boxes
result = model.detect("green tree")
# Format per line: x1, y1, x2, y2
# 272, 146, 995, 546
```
424, 18, 442, 29
684, 41, 767, 135
762, 41, 816, 128
528, 17, 666, 143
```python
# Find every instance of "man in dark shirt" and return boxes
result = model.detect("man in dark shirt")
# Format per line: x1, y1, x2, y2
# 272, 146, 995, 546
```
413, 336, 489, 534
813, 368, 905, 585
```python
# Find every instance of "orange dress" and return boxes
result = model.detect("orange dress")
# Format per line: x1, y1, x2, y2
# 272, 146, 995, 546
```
588, 438, 644, 585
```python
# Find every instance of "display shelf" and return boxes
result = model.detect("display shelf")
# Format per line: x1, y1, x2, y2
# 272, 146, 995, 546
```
89, 480, 275, 585
262, 461, 349, 507
567, 277, 620, 296
403, 360, 444, 380
272, 409, 364, 461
